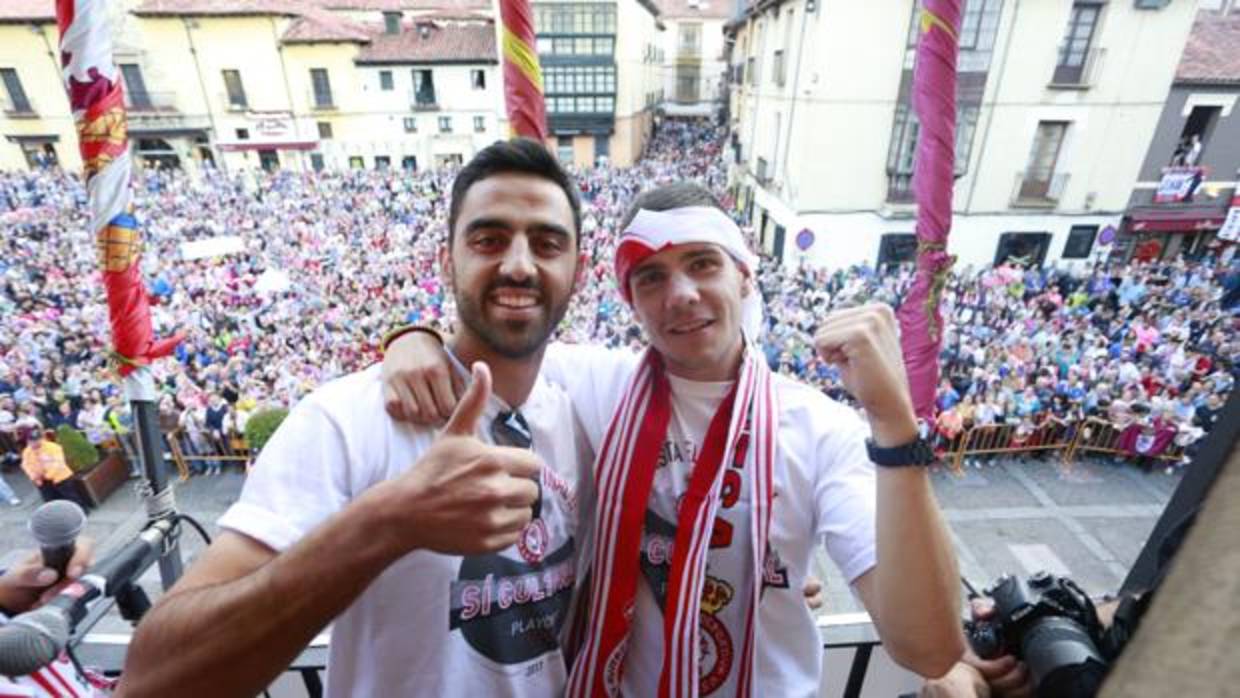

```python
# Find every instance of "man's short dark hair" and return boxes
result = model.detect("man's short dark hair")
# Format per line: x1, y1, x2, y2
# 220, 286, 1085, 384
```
619, 181, 725, 232
448, 138, 582, 245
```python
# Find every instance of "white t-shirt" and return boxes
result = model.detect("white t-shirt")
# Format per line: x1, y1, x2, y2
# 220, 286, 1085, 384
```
542, 343, 877, 697
218, 365, 592, 698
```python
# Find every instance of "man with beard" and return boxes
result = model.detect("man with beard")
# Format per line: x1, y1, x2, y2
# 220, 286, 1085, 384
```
384, 183, 965, 694
121, 140, 593, 698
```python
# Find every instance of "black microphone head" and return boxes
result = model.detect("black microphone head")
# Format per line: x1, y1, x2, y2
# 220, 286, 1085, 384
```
28, 500, 86, 549
0, 606, 70, 676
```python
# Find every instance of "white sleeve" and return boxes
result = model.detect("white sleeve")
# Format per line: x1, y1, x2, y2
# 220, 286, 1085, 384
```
542, 342, 641, 451
813, 406, 878, 585
217, 395, 353, 553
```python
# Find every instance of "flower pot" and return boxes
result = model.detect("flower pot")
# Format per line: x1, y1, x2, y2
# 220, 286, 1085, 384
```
74, 450, 130, 507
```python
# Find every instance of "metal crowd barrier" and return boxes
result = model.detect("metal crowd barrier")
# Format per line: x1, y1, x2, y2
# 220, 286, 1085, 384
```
946, 416, 1186, 474
166, 427, 252, 479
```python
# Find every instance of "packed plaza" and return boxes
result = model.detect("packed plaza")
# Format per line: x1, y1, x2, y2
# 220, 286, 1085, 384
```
0, 120, 1237, 482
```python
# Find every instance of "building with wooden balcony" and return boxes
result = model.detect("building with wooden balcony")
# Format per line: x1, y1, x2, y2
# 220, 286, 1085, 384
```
1120, 3, 1240, 262
724, 0, 1199, 271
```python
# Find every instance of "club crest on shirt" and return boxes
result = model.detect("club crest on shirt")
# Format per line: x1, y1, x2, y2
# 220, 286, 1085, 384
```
699, 575, 735, 695
517, 518, 550, 564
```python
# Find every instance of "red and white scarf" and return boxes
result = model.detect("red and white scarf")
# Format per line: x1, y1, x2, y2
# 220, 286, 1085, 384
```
567, 346, 777, 698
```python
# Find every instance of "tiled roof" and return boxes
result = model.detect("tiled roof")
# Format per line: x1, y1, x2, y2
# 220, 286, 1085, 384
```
657, 0, 731, 20
355, 20, 496, 64
1176, 11, 1240, 85
282, 8, 372, 43
0, 0, 54, 23
132, 0, 301, 18
312, 0, 489, 10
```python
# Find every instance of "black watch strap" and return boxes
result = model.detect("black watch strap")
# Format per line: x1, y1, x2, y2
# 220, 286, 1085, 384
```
865, 436, 936, 467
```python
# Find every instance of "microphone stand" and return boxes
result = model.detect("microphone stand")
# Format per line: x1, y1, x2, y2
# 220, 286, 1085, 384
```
125, 370, 183, 588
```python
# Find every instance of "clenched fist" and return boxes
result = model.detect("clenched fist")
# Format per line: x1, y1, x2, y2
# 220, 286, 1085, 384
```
814, 303, 918, 447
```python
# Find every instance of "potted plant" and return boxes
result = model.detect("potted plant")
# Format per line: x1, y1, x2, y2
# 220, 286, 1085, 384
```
57, 425, 129, 507
244, 408, 289, 457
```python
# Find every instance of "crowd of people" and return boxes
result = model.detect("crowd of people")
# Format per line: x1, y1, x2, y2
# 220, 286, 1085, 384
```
0, 118, 1236, 485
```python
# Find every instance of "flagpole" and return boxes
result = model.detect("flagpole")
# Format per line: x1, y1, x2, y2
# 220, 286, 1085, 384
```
898, 0, 961, 422
56, 0, 185, 589
498, 0, 548, 140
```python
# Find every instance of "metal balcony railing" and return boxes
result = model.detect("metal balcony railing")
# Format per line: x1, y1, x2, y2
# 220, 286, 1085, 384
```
1011, 171, 1070, 208
125, 91, 179, 113
1050, 47, 1105, 89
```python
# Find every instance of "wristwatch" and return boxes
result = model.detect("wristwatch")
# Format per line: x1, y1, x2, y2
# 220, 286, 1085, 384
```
865, 436, 936, 467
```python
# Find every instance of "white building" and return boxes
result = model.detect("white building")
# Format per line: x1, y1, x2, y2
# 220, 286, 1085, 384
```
725, 0, 1200, 271
656, 0, 730, 118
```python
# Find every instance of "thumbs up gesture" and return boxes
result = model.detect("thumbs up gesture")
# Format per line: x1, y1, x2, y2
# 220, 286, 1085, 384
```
379, 362, 543, 556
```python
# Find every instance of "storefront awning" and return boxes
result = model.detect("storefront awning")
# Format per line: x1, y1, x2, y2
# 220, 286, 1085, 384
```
1126, 206, 1227, 233
216, 141, 318, 152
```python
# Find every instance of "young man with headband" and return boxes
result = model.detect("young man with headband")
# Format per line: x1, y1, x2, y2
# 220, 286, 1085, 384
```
385, 182, 965, 695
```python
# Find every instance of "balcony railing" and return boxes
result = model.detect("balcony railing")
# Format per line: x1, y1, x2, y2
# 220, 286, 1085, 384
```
1050, 47, 1105, 89
410, 90, 439, 111
2, 99, 37, 118
886, 172, 915, 203
126, 91, 179, 113
1011, 171, 1070, 208
72, 614, 918, 698
309, 89, 336, 111
218, 91, 248, 112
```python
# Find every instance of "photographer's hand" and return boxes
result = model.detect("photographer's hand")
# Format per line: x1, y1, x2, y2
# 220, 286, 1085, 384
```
965, 599, 1033, 698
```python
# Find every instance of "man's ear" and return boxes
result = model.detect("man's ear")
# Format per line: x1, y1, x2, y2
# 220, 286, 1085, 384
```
574, 251, 589, 292
439, 243, 454, 288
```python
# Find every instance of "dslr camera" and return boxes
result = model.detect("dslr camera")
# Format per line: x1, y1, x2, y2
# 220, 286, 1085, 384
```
966, 571, 1109, 698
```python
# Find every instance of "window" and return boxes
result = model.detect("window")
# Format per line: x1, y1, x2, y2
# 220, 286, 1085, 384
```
756, 156, 769, 181
235, 128, 250, 140
885, 103, 978, 201
375, 155, 391, 170
413, 70, 435, 106
383, 11, 401, 34
556, 136, 574, 164
473, 116, 486, 133
746, 57, 756, 85
679, 23, 702, 56
310, 153, 325, 171
471, 69, 486, 90
403, 117, 417, 133
119, 64, 152, 109
402, 155, 418, 171
878, 233, 919, 268
1171, 106, 1221, 166
222, 69, 247, 109
1062, 225, 1098, 259
535, 3, 616, 35
677, 65, 700, 103
773, 50, 786, 87
348, 156, 365, 169
380, 70, 394, 91
1020, 121, 1068, 200
258, 149, 279, 172
1055, 2, 1102, 85
958, 0, 1000, 49
317, 121, 333, 139
310, 68, 334, 108
1, 68, 33, 114
594, 134, 610, 160
438, 116, 452, 133
994, 232, 1051, 267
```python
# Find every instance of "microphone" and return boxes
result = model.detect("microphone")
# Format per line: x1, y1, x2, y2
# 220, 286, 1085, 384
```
0, 518, 175, 676
28, 501, 86, 578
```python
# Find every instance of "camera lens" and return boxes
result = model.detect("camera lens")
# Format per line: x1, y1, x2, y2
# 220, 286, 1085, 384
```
1021, 616, 1108, 698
